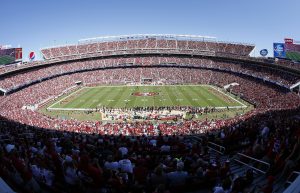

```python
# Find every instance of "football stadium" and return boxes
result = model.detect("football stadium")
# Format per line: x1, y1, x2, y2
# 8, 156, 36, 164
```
0, 1, 300, 193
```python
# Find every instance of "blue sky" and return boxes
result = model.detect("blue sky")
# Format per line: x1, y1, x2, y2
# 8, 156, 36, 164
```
1, 0, 300, 60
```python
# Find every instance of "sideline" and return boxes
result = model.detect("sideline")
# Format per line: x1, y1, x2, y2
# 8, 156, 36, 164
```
207, 85, 247, 108
47, 87, 86, 109
47, 84, 248, 111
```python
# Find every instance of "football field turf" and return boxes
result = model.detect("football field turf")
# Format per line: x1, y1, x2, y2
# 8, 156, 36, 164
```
47, 85, 247, 111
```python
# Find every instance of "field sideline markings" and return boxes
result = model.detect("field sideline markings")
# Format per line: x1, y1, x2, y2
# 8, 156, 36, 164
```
47, 105, 248, 111
207, 85, 247, 108
47, 85, 248, 111
163, 86, 176, 107
86, 84, 210, 88
47, 87, 87, 109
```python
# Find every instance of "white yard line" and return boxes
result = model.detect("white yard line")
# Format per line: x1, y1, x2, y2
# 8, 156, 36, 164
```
87, 84, 209, 88
207, 85, 247, 108
47, 84, 248, 111
47, 105, 246, 111
163, 86, 175, 107
47, 87, 86, 109
47, 107, 95, 111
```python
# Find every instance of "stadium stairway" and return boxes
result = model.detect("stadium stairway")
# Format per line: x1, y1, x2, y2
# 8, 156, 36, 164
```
189, 136, 289, 193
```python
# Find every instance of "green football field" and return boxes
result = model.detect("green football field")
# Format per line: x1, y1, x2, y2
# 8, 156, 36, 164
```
47, 85, 247, 110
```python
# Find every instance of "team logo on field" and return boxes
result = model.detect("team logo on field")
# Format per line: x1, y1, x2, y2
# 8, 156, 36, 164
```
132, 92, 159, 96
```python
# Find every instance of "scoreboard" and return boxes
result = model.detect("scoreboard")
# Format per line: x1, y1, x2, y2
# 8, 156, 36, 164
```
274, 38, 300, 62
0, 47, 22, 65
15, 48, 22, 61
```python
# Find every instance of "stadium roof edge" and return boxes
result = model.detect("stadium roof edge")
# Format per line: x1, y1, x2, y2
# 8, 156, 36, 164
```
78, 34, 217, 42
40, 34, 255, 50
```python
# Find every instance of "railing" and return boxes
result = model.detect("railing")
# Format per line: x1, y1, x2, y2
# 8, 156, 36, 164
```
17, 132, 34, 139
207, 142, 226, 155
233, 153, 270, 174
0, 134, 10, 143
286, 171, 300, 185
190, 136, 203, 143
283, 172, 300, 193
0, 178, 15, 193
188, 136, 226, 155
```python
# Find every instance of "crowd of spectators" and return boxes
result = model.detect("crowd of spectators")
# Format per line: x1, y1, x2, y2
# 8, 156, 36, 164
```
275, 59, 300, 71
41, 39, 254, 60
0, 63, 299, 193
207, 107, 300, 193
0, 96, 299, 193
0, 56, 299, 91
0, 67, 299, 137
0, 38, 300, 193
